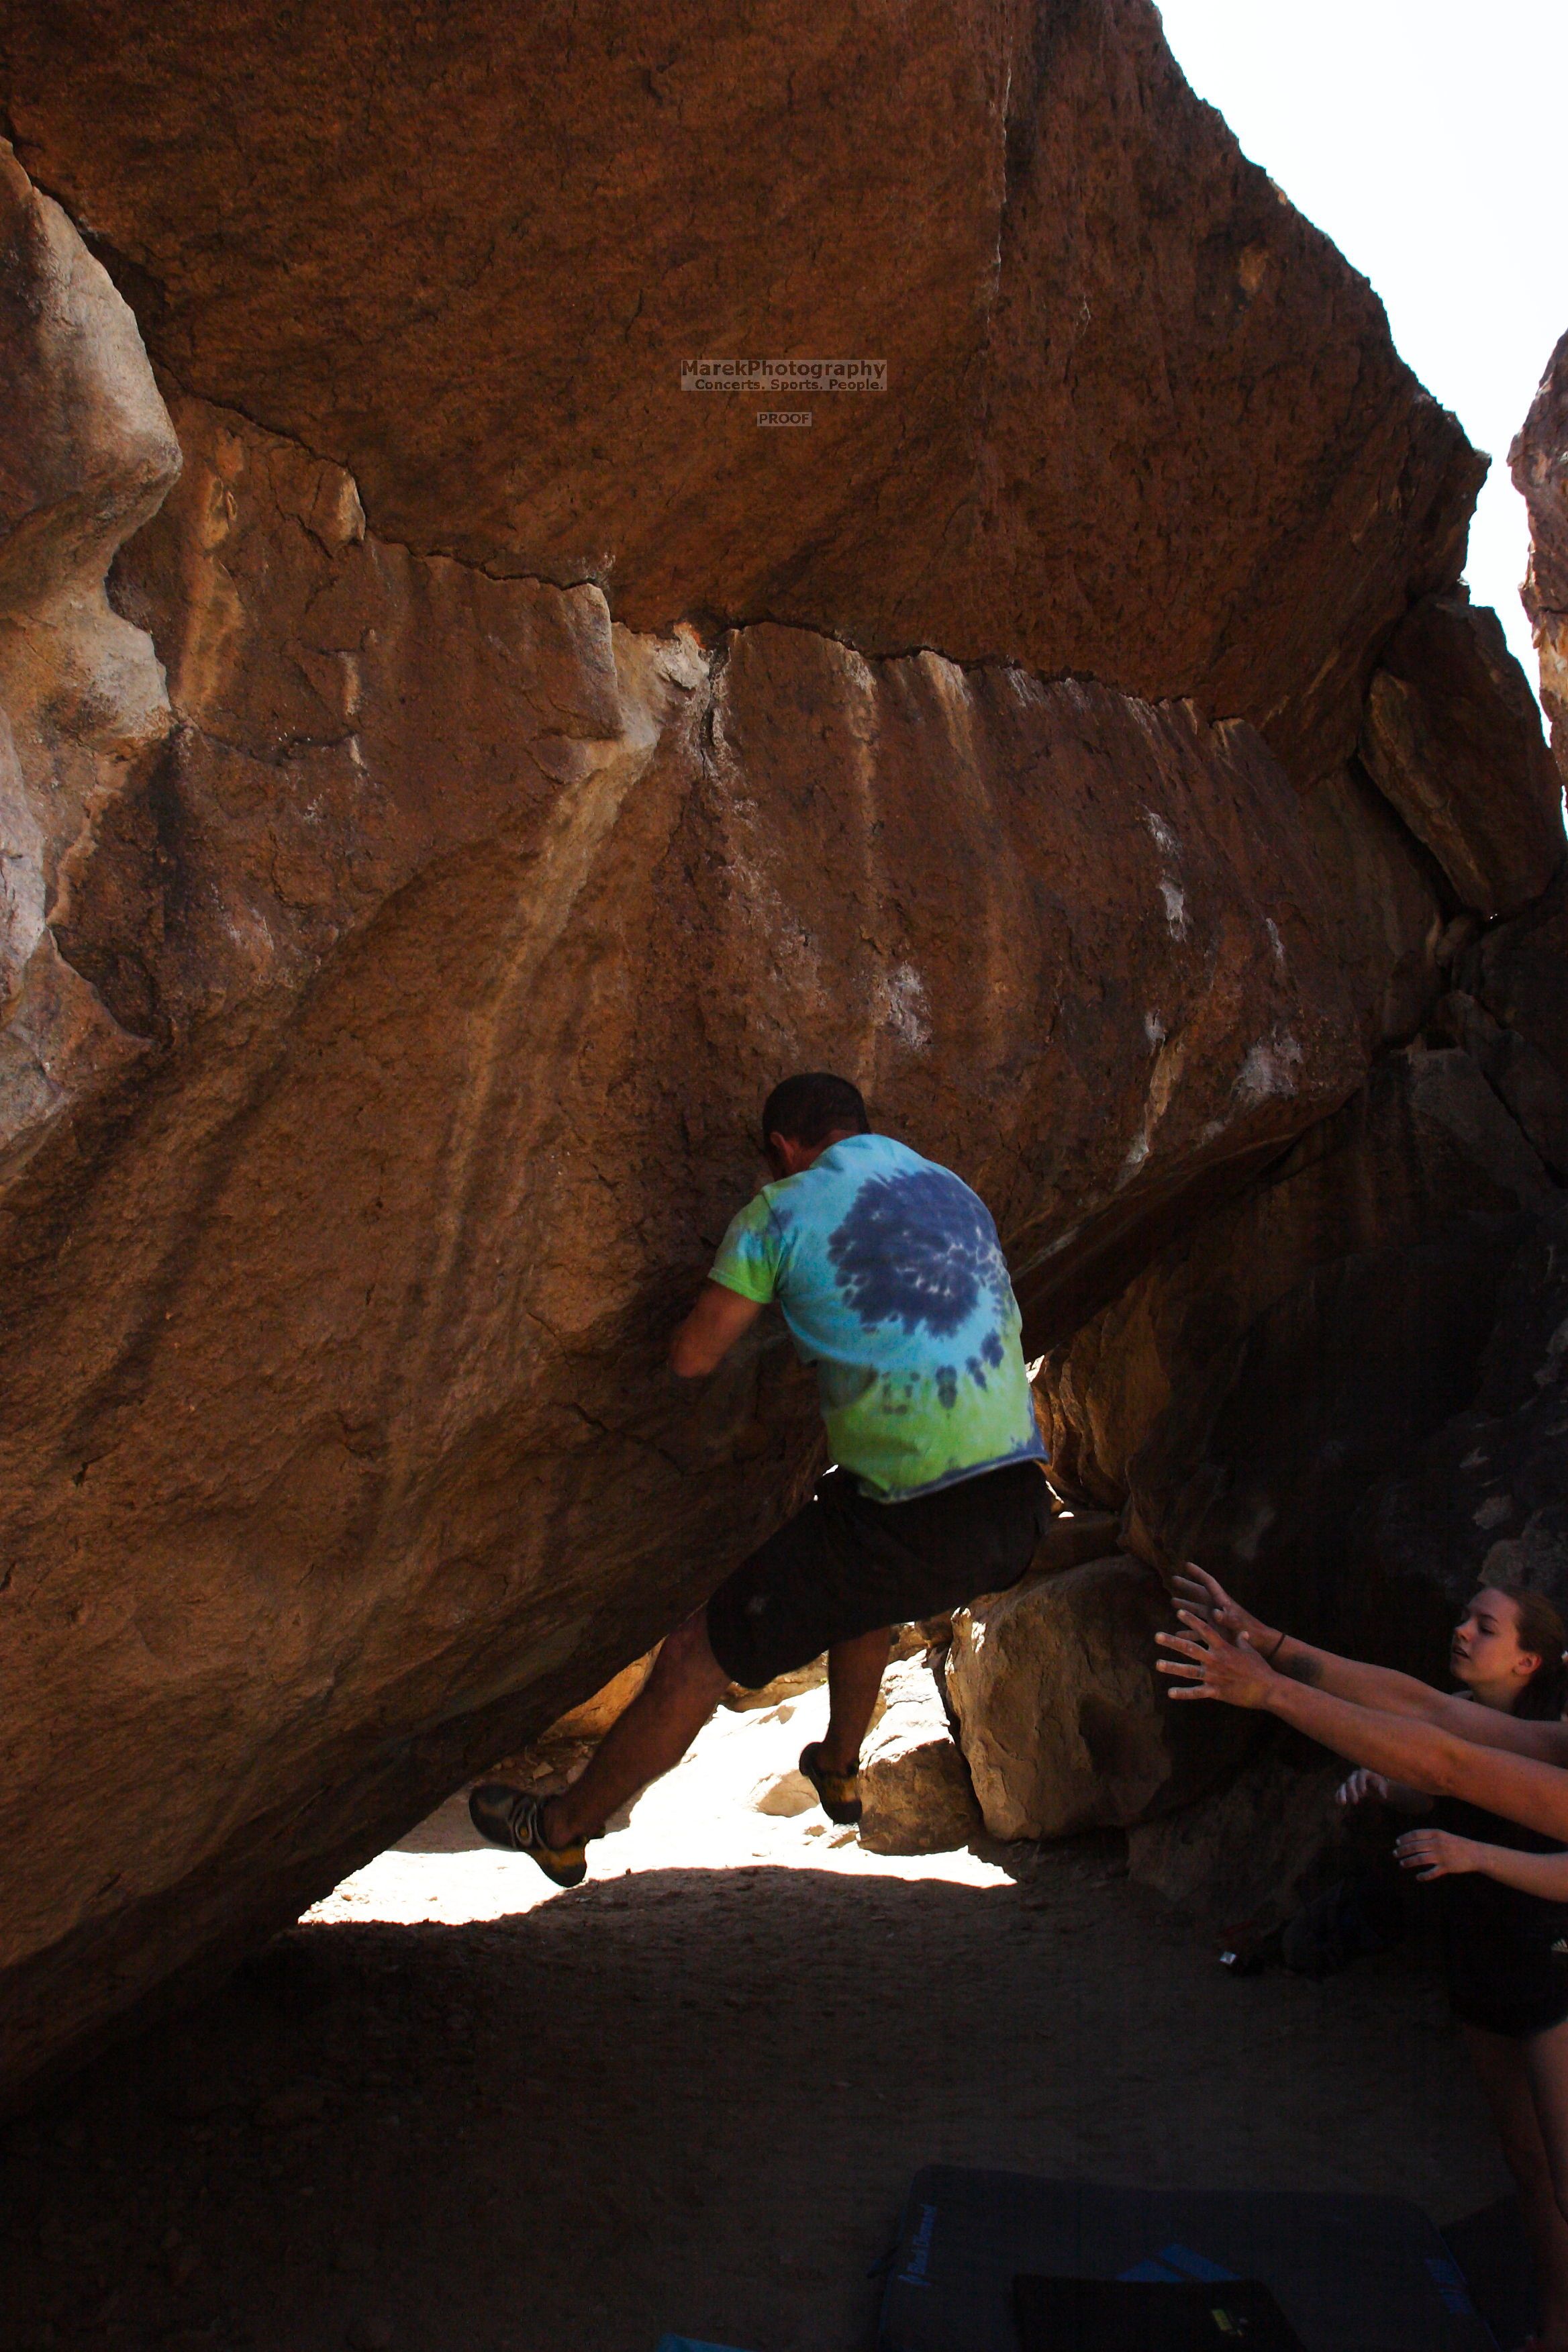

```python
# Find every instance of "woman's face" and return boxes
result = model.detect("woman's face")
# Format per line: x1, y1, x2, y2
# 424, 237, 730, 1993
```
1451, 1588, 1540, 1696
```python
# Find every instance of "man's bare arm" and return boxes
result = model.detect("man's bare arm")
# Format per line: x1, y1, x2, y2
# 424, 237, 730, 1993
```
669, 1282, 767, 1379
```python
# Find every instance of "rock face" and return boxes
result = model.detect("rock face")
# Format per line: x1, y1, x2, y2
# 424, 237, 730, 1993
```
1358, 595, 1563, 918
857, 1658, 983, 1857
0, 145, 181, 1181
0, 12, 1543, 2106
1126, 1741, 1348, 1932
2, 1, 1477, 786
1040, 1039, 1561, 1673
1, 360, 1410, 2100
1514, 329, 1568, 787
1341, 1199, 1568, 1679
946, 1557, 1236, 1840
1040, 1044, 1554, 1524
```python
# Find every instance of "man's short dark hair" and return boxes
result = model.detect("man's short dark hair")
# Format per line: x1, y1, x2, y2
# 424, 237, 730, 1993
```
761, 1072, 870, 1150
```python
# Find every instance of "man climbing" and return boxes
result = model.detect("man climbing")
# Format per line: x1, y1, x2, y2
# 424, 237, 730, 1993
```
470, 1071, 1050, 1884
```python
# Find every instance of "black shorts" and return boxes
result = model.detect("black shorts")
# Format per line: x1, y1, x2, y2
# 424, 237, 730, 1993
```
705, 1459, 1050, 1691
1440, 1836, 1568, 2040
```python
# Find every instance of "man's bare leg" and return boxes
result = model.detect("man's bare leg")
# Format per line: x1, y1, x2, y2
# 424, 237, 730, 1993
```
818, 1625, 893, 1775
541, 1609, 730, 1850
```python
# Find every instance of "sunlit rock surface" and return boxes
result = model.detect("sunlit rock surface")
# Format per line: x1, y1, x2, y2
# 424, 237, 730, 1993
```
1359, 593, 1562, 918
1514, 327, 1568, 787
946, 1555, 1232, 1839
3, 0, 1479, 785
0, 7, 1552, 2106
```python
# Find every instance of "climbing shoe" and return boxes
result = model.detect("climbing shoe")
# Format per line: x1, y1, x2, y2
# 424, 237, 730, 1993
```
799, 1743, 863, 1826
467, 1784, 588, 1888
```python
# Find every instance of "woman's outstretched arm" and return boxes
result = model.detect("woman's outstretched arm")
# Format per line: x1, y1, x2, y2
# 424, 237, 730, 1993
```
1157, 1613, 1568, 1843
1395, 1826, 1568, 1892
1171, 1566, 1568, 1765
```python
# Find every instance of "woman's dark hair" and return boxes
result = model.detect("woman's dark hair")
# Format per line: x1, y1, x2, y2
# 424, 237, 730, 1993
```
761, 1072, 870, 1151
1478, 1580, 1568, 1719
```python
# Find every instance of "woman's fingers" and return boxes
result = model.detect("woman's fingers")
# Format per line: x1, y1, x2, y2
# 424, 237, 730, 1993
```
1173, 1609, 1242, 1653
1155, 1632, 1212, 1663
1155, 1609, 1255, 1705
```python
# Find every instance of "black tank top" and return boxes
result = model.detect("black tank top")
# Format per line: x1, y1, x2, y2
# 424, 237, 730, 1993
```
1434, 1794, 1568, 2038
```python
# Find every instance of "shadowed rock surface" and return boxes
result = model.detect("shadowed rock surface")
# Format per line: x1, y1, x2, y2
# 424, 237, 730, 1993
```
0, 11, 1560, 2107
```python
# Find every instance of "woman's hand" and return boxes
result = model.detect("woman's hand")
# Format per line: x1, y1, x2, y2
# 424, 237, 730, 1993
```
1395, 1828, 1479, 1880
1156, 1610, 1281, 1710
1336, 1769, 1391, 1810
1169, 1563, 1277, 1653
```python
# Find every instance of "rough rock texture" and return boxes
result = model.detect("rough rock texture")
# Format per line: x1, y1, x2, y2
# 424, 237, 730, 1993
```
0, 9, 1532, 2106
1040, 1044, 1554, 1528
946, 1557, 1237, 1839
1340, 1200, 1568, 1678
857, 1657, 983, 1857
1122, 1049, 1554, 1614
1457, 870, 1568, 1102
1357, 593, 1563, 917
1, 370, 1408, 2096
532, 1653, 658, 1749
1433, 989, 1568, 1179
1513, 328, 1568, 786
0, 144, 181, 1180
1126, 1741, 1347, 1931
1, 0, 1479, 786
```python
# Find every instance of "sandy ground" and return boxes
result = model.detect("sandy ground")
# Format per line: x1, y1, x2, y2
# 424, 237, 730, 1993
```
1, 1686, 1511, 2352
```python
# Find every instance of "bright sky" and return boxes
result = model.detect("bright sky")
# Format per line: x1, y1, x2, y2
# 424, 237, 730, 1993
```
1156, 0, 1568, 689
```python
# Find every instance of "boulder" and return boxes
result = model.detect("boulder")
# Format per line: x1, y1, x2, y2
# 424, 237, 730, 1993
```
483, 1652, 660, 1791
1122, 1066, 1550, 1639
1039, 1042, 1555, 1524
1340, 1199, 1568, 1678
946, 1556, 1234, 1841
0, 362, 1404, 2104
1029, 1509, 1127, 1575
1358, 594, 1563, 918
857, 1657, 983, 1856
1295, 760, 1448, 1053
1457, 866, 1568, 1105
1, 1, 1478, 783
1512, 327, 1568, 787
1126, 1741, 1349, 1932
1433, 990, 1568, 1180
0, 9, 1520, 2105
0, 142, 181, 1183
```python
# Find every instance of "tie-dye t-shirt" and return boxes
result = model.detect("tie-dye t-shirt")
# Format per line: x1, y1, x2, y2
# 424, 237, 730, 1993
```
709, 1132, 1047, 1503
